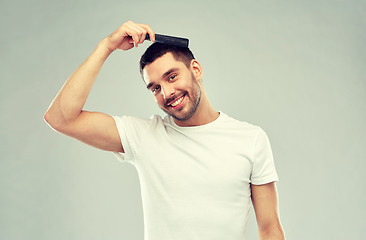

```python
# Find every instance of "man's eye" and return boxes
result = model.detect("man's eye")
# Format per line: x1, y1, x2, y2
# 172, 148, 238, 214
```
169, 75, 177, 81
152, 86, 160, 93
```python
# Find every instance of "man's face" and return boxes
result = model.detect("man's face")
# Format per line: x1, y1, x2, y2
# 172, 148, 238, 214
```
143, 52, 202, 121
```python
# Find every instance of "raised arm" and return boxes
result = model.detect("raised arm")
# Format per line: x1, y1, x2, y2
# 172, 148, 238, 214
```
251, 182, 285, 240
44, 21, 155, 152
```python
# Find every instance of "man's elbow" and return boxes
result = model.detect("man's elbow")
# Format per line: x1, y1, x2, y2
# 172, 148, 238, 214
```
43, 111, 66, 132
44, 111, 57, 128
43, 111, 51, 124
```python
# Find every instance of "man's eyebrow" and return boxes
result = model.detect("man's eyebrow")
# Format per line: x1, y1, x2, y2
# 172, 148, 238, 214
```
146, 82, 154, 90
146, 68, 179, 90
162, 68, 179, 79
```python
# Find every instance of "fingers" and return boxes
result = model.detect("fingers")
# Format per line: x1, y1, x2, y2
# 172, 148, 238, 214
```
124, 21, 155, 48
106, 21, 155, 51
139, 23, 155, 42
130, 25, 147, 47
125, 25, 142, 47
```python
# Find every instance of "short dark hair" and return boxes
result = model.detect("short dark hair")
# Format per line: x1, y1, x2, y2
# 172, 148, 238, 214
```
139, 42, 195, 75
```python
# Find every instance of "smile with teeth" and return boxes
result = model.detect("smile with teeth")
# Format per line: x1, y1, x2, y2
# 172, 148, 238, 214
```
170, 95, 185, 108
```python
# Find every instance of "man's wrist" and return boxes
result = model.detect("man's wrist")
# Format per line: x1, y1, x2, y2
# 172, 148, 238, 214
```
98, 39, 115, 55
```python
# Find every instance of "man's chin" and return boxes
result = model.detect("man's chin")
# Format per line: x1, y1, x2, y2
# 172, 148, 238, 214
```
162, 107, 195, 122
171, 113, 194, 122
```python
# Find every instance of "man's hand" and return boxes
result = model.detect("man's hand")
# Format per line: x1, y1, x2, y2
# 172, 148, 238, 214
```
102, 20, 155, 52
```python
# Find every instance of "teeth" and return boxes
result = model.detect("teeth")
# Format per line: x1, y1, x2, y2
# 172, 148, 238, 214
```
171, 96, 184, 107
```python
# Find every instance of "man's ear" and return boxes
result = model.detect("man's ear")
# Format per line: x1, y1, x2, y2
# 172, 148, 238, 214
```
190, 59, 203, 81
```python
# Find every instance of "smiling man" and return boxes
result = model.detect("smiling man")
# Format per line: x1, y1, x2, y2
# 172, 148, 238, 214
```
44, 20, 285, 240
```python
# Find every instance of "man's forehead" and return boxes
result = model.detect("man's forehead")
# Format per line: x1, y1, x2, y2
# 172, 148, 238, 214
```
143, 52, 186, 83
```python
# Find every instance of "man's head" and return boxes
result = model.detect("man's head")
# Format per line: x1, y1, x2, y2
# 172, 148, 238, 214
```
140, 42, 195, 75
140, 43, 203, 122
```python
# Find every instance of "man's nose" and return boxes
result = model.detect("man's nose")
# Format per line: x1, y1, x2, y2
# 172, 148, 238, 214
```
161, 84, 175, 99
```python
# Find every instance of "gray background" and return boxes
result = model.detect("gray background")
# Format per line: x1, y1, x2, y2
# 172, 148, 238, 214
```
1, 0, 365, 239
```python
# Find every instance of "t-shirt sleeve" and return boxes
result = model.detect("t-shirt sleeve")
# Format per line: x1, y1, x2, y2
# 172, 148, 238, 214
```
250, 127, 279, 185
112, 115, 152, 164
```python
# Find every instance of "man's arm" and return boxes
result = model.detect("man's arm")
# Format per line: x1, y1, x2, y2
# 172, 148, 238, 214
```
44, 21, 155, 152
251, 182, 285, 240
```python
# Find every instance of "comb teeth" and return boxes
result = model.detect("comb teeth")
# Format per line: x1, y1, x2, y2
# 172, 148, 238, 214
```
145, 33, 189, 48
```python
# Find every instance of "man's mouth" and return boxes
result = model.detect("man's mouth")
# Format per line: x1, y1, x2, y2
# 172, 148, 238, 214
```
168, 94, 186, 109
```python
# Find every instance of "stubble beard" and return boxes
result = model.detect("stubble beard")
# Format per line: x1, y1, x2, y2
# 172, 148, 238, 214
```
162, 73, 202, 122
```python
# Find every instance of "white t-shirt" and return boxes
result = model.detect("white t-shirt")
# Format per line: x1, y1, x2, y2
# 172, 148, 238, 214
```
113, 112, 278, 240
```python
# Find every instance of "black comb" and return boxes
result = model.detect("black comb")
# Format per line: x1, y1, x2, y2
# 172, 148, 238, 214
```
145, 33, 189, 48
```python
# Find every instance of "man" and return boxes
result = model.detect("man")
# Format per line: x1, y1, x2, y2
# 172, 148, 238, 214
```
44, 20, 285, 240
